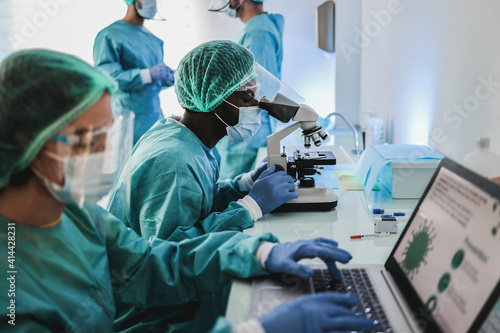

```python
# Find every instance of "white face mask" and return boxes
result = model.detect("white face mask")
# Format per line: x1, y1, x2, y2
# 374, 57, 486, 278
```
136, 0, 157, 19
215, 100, 262, 143
32, 151, 116, 207
226, 0, 242, 18
225, 6, 237, 18
208, 0, 241, 18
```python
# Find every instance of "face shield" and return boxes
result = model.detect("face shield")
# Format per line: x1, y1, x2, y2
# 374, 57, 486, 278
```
249, 64, 328, 149
248, 63, 305, 123
35, 109, 134, 211
208, 0, 242, 17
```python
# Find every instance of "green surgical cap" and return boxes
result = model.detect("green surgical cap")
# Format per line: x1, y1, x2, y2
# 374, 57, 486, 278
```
174, 40, 256, 113
124, 0, 134, 5
0, 50, 117, 188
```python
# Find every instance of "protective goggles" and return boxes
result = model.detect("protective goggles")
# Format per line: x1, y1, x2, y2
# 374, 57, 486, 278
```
235, 83, 261, 100
53, 110, 131, 153
54, 126, 110, 154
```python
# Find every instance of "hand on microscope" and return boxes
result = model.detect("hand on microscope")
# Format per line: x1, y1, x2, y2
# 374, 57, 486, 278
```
249, 165, 299, 215
250, 158, 268, 181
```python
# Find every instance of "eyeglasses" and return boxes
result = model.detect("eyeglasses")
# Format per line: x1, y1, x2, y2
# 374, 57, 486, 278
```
235, 83, 261, 99
53, 125, 111, 154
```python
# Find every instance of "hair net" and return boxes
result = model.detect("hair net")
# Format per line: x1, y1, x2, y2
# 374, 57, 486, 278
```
0, 50, 117, 188
124, 0, 134, 5
174, 40, 256, 113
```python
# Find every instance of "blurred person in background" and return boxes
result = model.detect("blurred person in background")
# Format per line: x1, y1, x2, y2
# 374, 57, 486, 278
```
94, 0, 175, 144
209, 0, 284, 180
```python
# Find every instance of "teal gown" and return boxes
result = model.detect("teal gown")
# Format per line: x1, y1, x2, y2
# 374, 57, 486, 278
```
93, 20, 173, 144
0, 204, 276, 332
107, 118, 254, 242
106, 118, 255, 331
217, 13, 285, 180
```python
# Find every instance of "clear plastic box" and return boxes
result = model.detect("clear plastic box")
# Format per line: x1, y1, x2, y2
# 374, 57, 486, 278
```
389, 161, 439, 199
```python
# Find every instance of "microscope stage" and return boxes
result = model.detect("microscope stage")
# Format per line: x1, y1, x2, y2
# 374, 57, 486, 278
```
287, 150, 336, 167
272, 182, 338, 212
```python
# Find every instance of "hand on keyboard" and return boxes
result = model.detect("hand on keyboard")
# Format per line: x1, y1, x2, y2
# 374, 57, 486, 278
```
259, 292, 377, 333
265, 238, 352, 279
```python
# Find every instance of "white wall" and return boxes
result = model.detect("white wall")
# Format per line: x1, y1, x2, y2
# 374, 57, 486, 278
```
334, 0, 362, 126
272, 0, 336, 119
1, 0, 125, 63
350, 0, 500, 159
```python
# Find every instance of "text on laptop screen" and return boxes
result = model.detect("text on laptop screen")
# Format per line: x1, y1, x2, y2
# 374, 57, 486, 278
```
393, 166, 500, 332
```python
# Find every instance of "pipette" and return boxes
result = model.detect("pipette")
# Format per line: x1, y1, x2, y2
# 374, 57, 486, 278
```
350, 233, 396, 239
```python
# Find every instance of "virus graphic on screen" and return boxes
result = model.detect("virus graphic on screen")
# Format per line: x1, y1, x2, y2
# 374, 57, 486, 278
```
400, 220, 435, 279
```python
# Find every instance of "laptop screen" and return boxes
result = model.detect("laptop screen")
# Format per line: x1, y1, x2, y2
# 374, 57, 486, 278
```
386, 158, 500, 333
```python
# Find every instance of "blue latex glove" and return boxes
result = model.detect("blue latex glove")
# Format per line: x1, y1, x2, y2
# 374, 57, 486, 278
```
250, 158, 268, 181
165, 68, 175, 86
259, 292, 377, 333
249, 165, 299, 215
149, 64, 175, 85
265, 238, 352, 280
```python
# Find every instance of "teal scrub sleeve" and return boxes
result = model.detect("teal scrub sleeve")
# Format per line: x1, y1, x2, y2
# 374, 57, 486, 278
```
2, 317, 52, 332
167, 201, 254, 242
136, 171, 253, 241
97, 208, 276, 308
241, 29, 279, 81
93, 34, 144, 92
211, 174, 248, 213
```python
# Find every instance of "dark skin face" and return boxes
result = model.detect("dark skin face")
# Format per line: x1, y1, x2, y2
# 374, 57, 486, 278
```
230, 0, 264, 23
123, 0, 145, 26
180, 88, 259, 149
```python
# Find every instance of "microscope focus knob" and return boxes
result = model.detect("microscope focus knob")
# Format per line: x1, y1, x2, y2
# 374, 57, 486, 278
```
273, 164, 285, 172
299, 177, 315, 188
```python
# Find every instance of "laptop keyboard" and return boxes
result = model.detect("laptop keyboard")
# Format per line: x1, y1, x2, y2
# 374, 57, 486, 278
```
312, 268, 393, 333
480, 310, 500, 332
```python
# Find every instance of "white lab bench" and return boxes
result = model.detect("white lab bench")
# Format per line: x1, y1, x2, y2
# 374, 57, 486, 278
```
224, 142, 419, 326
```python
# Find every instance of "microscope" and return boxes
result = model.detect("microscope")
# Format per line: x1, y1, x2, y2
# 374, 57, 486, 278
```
259, 93, 338, 212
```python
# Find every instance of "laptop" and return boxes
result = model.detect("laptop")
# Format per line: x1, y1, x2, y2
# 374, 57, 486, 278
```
250, 157, 500, 333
